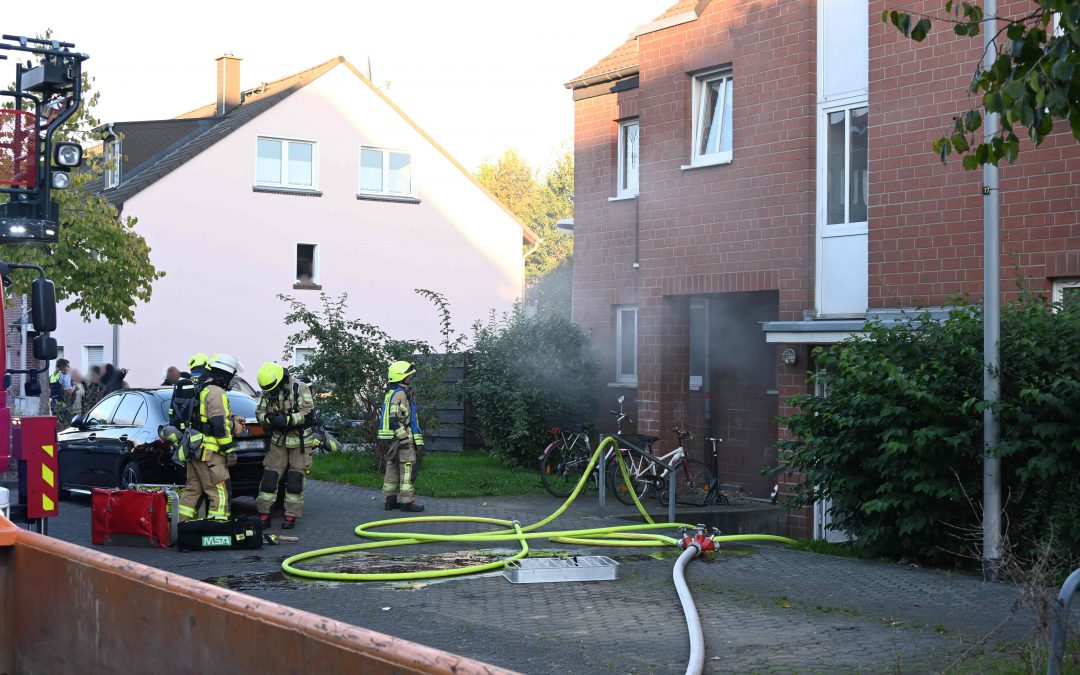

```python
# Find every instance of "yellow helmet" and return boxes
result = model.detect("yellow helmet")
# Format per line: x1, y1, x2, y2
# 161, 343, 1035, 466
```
257, 362, 286, 392
188, 352, 209, 370
387, 360, 416, 383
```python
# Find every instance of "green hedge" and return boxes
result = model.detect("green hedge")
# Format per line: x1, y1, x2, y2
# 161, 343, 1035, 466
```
462, 305, 597, 467
777, 296, 1080, 565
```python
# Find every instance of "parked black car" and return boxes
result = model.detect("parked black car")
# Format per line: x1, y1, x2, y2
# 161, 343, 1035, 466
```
58, 388, 270, 498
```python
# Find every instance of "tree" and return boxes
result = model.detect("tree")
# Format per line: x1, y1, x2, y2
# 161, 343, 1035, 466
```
475, 148, 573, 285
886, 1, 1080, 169
2, 47, 163, 323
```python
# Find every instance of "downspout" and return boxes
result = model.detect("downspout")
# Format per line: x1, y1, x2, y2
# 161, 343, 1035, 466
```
522, 237, 542, 299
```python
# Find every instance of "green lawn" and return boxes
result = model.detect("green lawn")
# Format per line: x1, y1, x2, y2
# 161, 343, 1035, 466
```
308, 451, 546, 498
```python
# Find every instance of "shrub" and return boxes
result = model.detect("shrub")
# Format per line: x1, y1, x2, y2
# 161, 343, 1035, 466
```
279, 290, 462, 464
777, 296, 1080, 565
462, 305, 598, 467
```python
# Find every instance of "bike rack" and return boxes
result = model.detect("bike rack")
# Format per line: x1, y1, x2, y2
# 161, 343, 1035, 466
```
1048, 567, 1080, 675
609, 435, 678, 525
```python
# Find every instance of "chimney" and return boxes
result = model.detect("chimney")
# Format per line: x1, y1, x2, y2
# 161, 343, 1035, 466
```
215, 54, 242, 115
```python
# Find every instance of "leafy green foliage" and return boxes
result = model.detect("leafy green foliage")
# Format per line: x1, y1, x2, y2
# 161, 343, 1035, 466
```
279, 290, 462, 462
461, 304, 598, 467
2, 50, 162, 323
886, 1, 1080, 169
475, 147, 573, 285
777, 297, 1080, 564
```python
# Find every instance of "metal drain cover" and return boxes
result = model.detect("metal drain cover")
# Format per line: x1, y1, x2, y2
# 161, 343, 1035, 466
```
503, 556, 619, 583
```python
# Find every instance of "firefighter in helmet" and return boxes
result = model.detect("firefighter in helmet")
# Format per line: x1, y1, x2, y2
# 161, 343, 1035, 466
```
379, 360, 425, 512
177, 353, 240, 522
188, 352, 210, 383
255, 362, 315, 530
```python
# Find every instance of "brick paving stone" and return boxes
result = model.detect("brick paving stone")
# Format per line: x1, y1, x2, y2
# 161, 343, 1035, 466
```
42, 480, 1077, 673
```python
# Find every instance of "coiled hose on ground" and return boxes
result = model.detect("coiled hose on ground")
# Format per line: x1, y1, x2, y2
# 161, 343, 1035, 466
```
282, 436, 794, 672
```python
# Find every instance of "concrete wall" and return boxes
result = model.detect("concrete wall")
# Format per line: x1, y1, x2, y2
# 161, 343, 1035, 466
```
56, 63, 524, 386
0, 515, 513, 674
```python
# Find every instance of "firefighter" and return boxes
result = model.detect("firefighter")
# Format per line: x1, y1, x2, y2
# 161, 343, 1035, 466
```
255, 362, 315, 530
177, 353, 240, 522
378, 360, 425, 512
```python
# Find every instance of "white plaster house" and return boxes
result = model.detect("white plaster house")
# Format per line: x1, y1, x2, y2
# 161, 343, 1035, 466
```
56, 56, 533, 385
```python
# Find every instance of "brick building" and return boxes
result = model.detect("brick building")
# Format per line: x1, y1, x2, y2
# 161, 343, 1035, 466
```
567, 0, 1080, 537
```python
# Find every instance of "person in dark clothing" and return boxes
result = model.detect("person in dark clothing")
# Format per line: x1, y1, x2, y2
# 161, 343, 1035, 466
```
102, 364, 128, 394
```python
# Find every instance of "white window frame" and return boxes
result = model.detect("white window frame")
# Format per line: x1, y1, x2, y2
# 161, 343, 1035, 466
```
1052, 278, 1080, 305
255, 136, 319, 191
688, 67, 734, 168
295, 242, 320, 285
293, 347, 315, 368
817, 98, 870, 239
52, 346, 65, 375
615, 306, 638, 386
105, 139, 121, 189
82, 345, 104, 373
616, 119, 640, 198
358, 146, 415, 197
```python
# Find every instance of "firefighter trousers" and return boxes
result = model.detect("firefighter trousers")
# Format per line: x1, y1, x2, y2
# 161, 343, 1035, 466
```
256, 442, 312, 518
178, 452, 230, 521
383, 441, 418, 504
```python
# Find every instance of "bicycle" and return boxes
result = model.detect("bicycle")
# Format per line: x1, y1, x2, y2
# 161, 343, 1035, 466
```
538, 418, 598, 498
603, 401, 715, 507
702, 436, 730, 506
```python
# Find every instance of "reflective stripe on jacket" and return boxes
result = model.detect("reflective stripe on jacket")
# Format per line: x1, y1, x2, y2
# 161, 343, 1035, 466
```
198, 384, 232, 455
256, 376, 315, 448
377, 385, 424, 447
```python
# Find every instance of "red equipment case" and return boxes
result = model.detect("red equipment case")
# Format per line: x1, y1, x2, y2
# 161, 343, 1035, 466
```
91, 488, 170, 548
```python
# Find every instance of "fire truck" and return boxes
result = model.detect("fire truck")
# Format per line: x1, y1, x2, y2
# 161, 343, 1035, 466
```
0, 34, 89, 534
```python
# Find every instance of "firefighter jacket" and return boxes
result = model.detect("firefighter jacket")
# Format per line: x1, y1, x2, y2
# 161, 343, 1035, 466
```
197, 383, 233, 456
378, 385, 424, 447
256, 376, 315, 449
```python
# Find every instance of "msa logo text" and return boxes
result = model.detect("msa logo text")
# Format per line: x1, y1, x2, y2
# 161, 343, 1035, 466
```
201, 535, 232, 547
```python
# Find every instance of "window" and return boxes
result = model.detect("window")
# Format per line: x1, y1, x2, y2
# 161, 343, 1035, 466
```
53, 346, 65, 374
359, 147, 413, 196
256, 137, 316, 190
617, 119, 640, 197
824, 105, 868, 226
86, 393, 122, 425
293, 347, 315, 368
105, 139, 121, 189
296, 243, 319, 287
110, 394, 146, 427
691, 68, 734, 166
82, 345, 104, 372
615, 306, 638, 385
1053, 278, 1080, 308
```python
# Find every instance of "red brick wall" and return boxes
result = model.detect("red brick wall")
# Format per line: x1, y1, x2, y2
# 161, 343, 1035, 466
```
869, 0, 1080, 308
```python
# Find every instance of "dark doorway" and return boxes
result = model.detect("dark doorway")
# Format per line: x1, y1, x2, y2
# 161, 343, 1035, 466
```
689, 291, 779, 497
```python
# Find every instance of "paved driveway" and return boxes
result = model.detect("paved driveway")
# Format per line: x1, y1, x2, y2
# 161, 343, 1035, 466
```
44, 480, 1065, 673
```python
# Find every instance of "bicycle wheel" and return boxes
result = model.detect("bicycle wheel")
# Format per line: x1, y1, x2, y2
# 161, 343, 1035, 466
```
606, 449, 653, 505
659, 460, 714, 507
540, 440, 590, 498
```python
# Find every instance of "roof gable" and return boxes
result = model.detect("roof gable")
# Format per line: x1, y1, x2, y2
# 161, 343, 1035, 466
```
565, 0, 712, 88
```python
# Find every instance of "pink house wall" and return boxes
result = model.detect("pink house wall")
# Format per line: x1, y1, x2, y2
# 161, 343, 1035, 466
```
56, 64, 524, 385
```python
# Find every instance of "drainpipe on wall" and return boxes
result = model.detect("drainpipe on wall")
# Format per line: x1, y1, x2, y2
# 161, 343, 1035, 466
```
522, 238, 542, 300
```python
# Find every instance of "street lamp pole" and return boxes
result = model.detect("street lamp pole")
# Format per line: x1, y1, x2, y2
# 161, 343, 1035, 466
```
982, 0, 1003, 581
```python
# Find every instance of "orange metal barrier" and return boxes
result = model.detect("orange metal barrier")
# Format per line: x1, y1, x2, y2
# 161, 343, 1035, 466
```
0, 514, 514, 674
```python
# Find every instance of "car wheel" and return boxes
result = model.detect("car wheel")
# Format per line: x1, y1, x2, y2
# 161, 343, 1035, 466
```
119, 461, 141, 490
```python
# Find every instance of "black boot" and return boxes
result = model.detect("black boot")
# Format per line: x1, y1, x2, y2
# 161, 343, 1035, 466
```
282, 516, 296, 529
258, 513, 271, 530
399, 502, 425, 513
384, 495, 400, 511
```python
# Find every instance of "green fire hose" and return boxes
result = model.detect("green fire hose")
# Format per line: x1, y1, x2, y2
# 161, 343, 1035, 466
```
281, 436, 794, 582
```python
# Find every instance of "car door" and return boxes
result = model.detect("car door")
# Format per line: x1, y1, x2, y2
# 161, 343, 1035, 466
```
89, 393, 148, 487
58, 393, 123, 489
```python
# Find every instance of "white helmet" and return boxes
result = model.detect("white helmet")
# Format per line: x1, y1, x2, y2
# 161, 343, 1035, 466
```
209, 353, 243, 375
